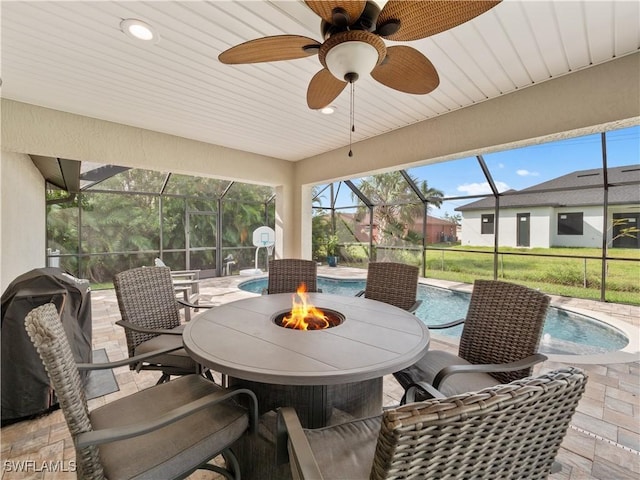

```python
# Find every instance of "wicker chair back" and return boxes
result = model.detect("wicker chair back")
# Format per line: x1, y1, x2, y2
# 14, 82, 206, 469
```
364, 262, 419, 311
25, 303, 105, 479
459, 280, 550, 384
372, 368, 587, 480
267, 259, 318, 294
113, 266, 181, 356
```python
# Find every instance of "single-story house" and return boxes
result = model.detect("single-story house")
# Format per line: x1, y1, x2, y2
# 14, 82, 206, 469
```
456, 165, 640, 249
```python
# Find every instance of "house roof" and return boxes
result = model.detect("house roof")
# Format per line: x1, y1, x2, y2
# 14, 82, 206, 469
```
456, 165, 640, 211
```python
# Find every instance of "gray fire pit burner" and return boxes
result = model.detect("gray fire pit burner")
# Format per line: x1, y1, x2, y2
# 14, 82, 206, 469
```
272, 308, 344, 330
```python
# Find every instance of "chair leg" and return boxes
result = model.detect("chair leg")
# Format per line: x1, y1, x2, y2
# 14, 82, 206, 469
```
223, 449, 241, 480
156, 373, 171, 385
199, 449, 240, 480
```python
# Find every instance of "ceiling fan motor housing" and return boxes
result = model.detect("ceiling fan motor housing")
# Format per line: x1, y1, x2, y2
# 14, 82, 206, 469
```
321, 0, 382, 39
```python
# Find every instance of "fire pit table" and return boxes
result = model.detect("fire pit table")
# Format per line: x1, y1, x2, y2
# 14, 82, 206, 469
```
183, 292, 429, 478
184, 292, 429, 423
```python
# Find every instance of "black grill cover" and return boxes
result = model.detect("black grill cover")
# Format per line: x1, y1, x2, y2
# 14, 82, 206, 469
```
1, 268, 92, 424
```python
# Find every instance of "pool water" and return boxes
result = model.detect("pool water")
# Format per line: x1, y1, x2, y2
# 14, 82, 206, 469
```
238, 277, 629, 355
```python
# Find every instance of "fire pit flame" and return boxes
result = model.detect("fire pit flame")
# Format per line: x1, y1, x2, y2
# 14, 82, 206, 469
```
276, 284, 343, 330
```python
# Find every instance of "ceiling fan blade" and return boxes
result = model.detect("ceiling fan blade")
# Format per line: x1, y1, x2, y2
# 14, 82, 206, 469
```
371, 46, 439, 95
305, 1, 366, 26
377, 0, 501, 41
307, 68, 347, 109
218, 35, 320, 64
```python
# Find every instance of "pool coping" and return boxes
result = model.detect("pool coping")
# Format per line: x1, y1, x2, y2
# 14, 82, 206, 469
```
234, 272, 639, 366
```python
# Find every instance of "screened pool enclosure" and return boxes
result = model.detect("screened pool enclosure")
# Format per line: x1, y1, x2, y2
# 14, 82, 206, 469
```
46, 125, 639, 304
46, 170, 275, 282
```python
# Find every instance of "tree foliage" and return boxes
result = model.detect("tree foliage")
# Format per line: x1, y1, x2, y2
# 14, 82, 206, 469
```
46, 170, 274, 282
353, 172, 444, 254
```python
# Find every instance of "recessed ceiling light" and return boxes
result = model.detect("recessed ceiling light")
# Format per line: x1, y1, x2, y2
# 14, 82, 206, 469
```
320, 106, 336, 115
120, 19, 158, 43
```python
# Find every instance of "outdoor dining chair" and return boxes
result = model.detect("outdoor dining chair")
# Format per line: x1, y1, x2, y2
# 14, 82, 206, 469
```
263, 259, 321, 294
276, 367, 587, 480
114, 266, 214, 384
356, 262, 421, 312
25, 302, 258, 480
394, 279, 550, 401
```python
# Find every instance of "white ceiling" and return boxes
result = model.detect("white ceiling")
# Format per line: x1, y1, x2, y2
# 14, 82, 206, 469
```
2, 0, 639, 161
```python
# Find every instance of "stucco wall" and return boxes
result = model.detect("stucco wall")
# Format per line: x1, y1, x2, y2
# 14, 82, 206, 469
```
1, 150, 46, 293
460, 207, 553, 248
460, 205, 633, 249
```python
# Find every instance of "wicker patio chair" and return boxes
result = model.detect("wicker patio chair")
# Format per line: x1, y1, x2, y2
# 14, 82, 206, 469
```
277, 367, 587, 480
356, 262, 422, 312
25, 302, 258, 480
264, 259, 321, 294
114, 266, 214, 384
394, 279, 550, 401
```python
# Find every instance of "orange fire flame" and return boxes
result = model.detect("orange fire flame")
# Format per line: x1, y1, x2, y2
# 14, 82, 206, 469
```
281, 283, 331, 330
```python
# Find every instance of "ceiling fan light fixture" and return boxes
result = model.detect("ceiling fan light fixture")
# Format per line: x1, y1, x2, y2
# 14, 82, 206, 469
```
325, 41, 379, 82
319, 30, 386, 84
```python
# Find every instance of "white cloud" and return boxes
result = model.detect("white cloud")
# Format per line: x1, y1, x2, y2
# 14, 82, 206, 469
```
516, 169, 539, 176
457, 181, 510, 195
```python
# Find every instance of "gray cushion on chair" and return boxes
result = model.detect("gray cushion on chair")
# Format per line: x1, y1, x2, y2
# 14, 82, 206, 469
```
302, 416, 382, 479
133, 324, 196, 371
91, 375, 248, 480
401, 350, 501, 397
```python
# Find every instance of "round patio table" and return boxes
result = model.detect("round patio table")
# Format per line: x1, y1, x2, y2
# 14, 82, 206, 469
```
183, 292, 429, 426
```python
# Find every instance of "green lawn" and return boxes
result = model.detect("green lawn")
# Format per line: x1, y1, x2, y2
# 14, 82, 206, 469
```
92, 246, 640, 305
424, 246, 640, 305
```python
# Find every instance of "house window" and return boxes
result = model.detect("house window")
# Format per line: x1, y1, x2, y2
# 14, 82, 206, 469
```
558, 212, 583, 235
481, 214, 494, 234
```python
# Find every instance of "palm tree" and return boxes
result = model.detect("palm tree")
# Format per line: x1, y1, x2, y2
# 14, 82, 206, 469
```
352, 172, 444, 250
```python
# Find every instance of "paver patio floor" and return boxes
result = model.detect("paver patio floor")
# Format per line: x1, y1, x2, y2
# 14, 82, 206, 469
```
2, 267, 638, 479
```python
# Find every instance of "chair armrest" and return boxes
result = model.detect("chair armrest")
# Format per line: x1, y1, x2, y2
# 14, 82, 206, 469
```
427, 317, 465, 330
176, 298, 215, 310
76, 346, 183, 371
408, 299, 422, 313
355, 290, 364, 297
170, 270, 200, 280
276, 407, 324, 480
76, 387, 258, 448
403, 381, 445, 404
433, 353, 548, 389
115, 319, 183, 335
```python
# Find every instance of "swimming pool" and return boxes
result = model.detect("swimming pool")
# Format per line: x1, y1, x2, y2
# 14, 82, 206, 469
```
238, 277, 629, 356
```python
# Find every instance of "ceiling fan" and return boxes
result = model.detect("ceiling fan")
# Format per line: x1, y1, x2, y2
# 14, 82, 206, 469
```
219, 1, 501, 110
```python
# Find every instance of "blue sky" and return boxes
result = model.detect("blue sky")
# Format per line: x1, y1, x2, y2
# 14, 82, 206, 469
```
323, 125, 639, 217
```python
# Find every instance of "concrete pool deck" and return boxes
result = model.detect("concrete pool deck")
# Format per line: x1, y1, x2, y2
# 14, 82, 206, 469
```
1, 266, 638, 479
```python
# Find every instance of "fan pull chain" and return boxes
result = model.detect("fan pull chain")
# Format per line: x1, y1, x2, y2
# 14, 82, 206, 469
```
348, 81, 355, 157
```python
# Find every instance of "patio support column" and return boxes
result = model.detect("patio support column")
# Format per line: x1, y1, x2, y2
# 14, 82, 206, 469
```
274, 183, 300, 259
299, 184, 314, 260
